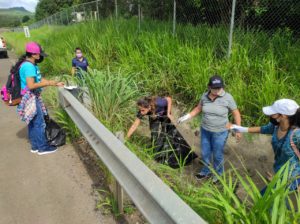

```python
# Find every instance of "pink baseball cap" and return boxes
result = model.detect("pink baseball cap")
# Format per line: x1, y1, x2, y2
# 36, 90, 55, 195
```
25, 42, 48, 56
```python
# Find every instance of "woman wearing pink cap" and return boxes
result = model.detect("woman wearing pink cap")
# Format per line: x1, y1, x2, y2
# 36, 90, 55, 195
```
229, 99, 300, 193
17, 42, 64, 155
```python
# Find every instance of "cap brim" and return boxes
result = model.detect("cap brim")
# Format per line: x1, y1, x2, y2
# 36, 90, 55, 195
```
262, 106, 277, 115
210, 84, 223, 88
40, 52, 48, 57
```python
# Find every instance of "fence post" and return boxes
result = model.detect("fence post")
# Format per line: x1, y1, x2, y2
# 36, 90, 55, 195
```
66, 10, 69, 25
115, 131, 124, 214
138, 2, 141, 32
83, 3, 87, 21
227, 0, 237, 59
60, 11, 63, 25
115, 0, 118, 20
96, 0, 100, 20
172, 0, 176, 36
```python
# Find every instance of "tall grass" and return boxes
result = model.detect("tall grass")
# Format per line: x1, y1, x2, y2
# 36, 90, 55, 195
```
74, 68, 140, 131
4, 19, 300, 125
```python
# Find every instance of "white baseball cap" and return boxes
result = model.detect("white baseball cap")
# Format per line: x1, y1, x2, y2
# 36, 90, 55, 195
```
263, 99, 299, 116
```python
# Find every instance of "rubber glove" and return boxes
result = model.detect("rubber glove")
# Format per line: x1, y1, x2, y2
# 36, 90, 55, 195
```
177, 114, 191, 124
230, 124, 248, 133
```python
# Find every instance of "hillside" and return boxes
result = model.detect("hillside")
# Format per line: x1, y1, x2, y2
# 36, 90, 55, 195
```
0, 7, 33, 27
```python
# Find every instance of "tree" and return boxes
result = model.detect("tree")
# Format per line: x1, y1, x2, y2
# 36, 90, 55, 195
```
22, 15, 31, 23
35, 0, 74, 21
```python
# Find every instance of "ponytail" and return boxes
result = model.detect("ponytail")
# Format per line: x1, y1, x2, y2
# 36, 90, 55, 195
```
288, 108, 300, 127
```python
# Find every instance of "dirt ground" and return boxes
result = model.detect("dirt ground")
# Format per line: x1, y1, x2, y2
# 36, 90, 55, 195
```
136, 105, 275, 193
0, 50, 116, 224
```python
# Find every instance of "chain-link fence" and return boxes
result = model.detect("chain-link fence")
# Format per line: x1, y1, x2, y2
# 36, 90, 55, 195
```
12, 0, 300, 58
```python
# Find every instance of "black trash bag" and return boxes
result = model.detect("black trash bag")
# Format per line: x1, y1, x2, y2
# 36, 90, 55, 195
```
153, 123, 198, 168
44, 116, 66, 147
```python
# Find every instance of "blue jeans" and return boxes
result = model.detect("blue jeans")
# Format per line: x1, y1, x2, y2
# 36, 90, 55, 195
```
199, 127, 229, 176
28, 100, 54, 150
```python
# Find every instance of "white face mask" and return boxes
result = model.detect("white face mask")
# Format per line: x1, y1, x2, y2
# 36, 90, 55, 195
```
210, 88, 224, 96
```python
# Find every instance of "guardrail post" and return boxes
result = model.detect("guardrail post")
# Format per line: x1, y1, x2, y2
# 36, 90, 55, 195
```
115, 131, 124, 214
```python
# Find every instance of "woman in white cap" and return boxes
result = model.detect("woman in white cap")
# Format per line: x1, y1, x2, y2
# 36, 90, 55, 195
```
177, 75, 242, 183
230, 99, 300, 192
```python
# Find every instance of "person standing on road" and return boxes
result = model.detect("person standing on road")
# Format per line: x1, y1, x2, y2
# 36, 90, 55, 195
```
126, 96, 173, 143
177, 75, 241, 183
229, 99, 300, 193
18, 42, 64, 155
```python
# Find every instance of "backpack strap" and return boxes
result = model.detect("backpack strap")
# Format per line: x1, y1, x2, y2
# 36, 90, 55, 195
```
290, 128, 300, 160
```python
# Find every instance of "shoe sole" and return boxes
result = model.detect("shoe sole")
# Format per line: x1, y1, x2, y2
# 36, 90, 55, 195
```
37, 149, 57, 155
30, 150, 38, 154
195, 174, 211, 180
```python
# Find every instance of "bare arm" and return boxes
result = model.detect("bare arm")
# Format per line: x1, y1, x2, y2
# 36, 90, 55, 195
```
189, 104, 202, 118
248, 127, 261, 133
165, 96, 172, 116
231, 109, 242, 141
232, 109, 241, 126
126, 118, 141, 139
26, 77, 63, 90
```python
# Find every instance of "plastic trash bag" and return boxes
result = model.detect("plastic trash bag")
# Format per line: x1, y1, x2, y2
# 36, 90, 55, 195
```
153, 123, 198, 168
45, 116, 66, 147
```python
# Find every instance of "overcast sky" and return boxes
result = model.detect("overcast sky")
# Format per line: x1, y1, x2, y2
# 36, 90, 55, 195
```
0, 0, 38, 12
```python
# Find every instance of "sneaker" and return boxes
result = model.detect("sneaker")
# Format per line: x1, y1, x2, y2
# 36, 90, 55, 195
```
30, 149, 38, 153
212, 176, 220, 184
37, 147, 57, 155
195, 173, 211, 180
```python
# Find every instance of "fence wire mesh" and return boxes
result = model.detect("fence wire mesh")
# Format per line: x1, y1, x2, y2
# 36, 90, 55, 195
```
12, 0, 300, 58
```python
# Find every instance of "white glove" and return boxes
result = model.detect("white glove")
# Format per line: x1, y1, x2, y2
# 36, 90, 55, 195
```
230, 124, 248, 133
177, 114, 191, 124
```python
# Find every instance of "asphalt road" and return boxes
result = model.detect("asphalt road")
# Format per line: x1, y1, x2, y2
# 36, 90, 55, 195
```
0, 52, 114, 224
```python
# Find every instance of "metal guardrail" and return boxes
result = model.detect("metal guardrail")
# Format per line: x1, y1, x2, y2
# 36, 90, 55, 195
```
58, 88, 207, 224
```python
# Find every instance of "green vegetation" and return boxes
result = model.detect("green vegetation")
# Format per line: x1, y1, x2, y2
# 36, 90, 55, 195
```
4, 20, 300, 125
3, 20, 300, 223
0, 7, 33, 27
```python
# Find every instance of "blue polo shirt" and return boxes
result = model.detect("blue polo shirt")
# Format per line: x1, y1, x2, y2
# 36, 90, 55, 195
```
72, 57, 89, 72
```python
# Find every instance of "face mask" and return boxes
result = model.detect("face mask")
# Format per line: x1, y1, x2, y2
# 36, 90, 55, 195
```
76, 53, 82, 58
35, 55, 44, 64
217, 89, 224, 96
269, 117, 279, 126
210, 88, 223, 96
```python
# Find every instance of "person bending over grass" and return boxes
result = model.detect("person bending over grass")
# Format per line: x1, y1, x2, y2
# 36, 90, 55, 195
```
177, 75, 241, 183
126, 96, 173, 144
229, 99, 300, 193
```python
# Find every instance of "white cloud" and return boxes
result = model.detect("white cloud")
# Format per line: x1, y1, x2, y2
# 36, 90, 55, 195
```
0, 0, 38, 12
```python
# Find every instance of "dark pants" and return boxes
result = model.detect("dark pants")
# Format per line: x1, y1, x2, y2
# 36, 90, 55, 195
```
149, 116, 171, 144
